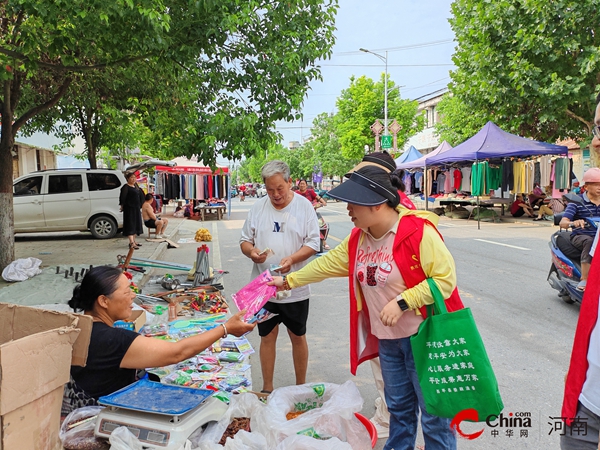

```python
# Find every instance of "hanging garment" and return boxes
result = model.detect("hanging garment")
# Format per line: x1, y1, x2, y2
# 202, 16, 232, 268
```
501, 160, 513, 191
415, 172, 423, 190
460, 167, 471, 192
436, 173, 446, 194
554, 158, 570, 190
453, 169, 462, 191
539, 155, 552, 187
525, 161, 535, 193
444, 171, 452, 193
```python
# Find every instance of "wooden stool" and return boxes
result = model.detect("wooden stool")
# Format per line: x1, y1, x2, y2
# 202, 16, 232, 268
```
147, 226, 158, 238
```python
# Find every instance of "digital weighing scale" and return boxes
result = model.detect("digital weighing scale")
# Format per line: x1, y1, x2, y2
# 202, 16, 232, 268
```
95, 379, 228, 449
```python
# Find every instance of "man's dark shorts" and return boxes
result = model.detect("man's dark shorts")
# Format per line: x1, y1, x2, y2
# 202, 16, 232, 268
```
571, 234, 595, 264
144, 219, 157, 228
258, 299, 309, 337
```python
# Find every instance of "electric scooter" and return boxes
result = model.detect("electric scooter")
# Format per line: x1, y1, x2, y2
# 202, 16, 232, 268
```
547, 194, 600, 305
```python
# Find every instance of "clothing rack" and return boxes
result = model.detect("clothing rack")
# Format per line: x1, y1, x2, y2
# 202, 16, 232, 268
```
154, 165, 231, 219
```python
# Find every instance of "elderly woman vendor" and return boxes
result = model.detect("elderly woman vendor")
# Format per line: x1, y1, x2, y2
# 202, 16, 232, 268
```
63, 266, 254, 414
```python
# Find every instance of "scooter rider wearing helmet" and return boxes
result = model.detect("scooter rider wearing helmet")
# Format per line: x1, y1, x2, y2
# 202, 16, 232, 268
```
559, 167, 600, 291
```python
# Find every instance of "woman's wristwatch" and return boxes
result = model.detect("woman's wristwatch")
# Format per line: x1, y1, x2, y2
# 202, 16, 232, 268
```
396, 295, 409, 311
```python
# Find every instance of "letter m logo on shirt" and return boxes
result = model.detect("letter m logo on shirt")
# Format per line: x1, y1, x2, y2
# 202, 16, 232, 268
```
273, 221, 284, 232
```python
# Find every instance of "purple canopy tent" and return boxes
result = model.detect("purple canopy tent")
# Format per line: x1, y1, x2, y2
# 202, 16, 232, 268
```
425, 121, 568, 165
417, 122, 568, 227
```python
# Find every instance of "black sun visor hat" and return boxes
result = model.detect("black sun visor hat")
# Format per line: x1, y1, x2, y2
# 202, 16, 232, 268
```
327, 170, 398, 206
344, 151, 397, 178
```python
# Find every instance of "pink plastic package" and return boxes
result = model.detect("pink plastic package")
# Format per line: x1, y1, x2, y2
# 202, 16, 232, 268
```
231, 270, 277, 320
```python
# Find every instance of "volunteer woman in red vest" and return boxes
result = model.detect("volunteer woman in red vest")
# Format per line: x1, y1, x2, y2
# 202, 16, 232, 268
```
270, 165, 463, 450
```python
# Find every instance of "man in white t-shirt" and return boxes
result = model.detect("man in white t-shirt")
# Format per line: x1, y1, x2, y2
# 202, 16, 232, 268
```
240, 160, 320, 393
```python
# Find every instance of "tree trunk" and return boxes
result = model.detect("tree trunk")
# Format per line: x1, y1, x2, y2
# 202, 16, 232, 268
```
0, 82, 15, 271
88, 144, 97, 169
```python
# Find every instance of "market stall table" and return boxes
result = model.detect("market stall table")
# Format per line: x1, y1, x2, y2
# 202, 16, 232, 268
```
439, 197, 512, 216
195, 204, 226, 221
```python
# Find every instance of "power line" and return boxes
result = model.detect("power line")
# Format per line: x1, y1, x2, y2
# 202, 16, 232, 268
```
336, 39, 454, 56
321, 63, 454, 67
403, 77, 451, 92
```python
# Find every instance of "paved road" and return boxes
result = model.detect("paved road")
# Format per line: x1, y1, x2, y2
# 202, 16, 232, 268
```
4, 197, 578, 448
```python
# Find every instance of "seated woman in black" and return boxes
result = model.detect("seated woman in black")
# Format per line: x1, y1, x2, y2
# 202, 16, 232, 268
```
63, 266, 254, 415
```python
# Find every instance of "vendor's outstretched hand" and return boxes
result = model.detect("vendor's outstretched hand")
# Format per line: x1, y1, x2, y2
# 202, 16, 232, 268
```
225, 311, 256, 336
267, 276, 285, 291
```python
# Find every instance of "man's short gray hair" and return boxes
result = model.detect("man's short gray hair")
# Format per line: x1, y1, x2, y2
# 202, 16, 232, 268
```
261, 160, 290, 182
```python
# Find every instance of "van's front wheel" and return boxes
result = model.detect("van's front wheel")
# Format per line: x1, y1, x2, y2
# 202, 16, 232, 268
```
90, 215, 117, 239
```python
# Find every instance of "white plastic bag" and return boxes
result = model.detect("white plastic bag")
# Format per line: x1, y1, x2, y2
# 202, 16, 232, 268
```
1, 257, 42, 281
223, 430, 268, 449
195, 393, 266, 449
253, 381, 371, 449
109, 426, 144, 450
274, 435, 353, 450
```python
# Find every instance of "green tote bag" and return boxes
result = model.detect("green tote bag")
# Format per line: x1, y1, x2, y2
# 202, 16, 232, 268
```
410, 278, 504, 421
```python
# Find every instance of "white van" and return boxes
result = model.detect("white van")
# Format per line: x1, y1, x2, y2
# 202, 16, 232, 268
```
13, 169, 126, 239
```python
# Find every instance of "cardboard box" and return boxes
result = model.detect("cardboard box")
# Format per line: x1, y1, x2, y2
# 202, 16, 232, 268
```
114, 309, 147, 332
1, 387, 63, 450
0, 303, 93, 450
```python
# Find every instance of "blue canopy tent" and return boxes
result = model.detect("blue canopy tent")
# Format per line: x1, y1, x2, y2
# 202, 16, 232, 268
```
422, 122, 568, 228
394, 146, 423, 165
396, 141, 453, 210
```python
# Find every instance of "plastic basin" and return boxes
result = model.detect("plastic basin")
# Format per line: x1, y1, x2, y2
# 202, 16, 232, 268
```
355, 412, 378, 448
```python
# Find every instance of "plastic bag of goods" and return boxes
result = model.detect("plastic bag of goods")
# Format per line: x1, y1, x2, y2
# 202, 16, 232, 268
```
252, 381, 371, 449
60, 406, 109, 450
274, 435, 353, 449
194, 393, 267, 449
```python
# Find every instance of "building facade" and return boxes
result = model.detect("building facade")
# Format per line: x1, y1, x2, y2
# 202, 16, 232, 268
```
12, 142, 57, 179
403, 88, 447, 155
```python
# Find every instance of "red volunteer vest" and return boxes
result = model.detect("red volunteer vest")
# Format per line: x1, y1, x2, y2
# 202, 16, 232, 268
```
346, 214, 464, 375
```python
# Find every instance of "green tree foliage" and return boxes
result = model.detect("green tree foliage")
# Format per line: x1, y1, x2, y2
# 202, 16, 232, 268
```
449, 0, 600, 142
0, 0, 338, 269
335, 74, 425, 160
302, 113, 355, 177
435, 94, 490, 146
23, 67, 156, 168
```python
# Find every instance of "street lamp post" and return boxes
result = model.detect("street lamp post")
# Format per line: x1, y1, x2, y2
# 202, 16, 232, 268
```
360, 48, 389, 136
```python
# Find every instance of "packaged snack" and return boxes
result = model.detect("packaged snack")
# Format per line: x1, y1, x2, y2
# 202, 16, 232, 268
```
139, 323, 168, 337
218, 351, 244, 363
